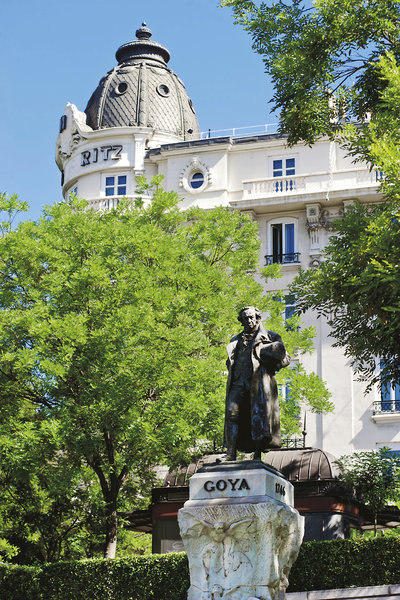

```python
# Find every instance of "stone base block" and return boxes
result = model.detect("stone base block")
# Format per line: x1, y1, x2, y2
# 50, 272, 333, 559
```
178, 499, 304, 600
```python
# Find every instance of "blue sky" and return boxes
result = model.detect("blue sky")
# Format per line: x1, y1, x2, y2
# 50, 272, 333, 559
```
0, 0, 275, 221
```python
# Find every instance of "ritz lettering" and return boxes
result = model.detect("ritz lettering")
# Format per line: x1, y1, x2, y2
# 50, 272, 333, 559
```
203, 478, 250, 493
81, 145, 123, 166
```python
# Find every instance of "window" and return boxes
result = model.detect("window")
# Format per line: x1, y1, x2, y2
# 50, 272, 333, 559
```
189, 172, 204, 189
284, 294, 296, 320
157, 84, 170, 97
273, 293, 297, 330
105, 175, 127, 197
380, 360, 400, 412
115, 82, 128, 95
284, 294, 297, 330
59, 115, 67, 133
67, 186, 78, 200
272, 158, 296, 192
279, 381, 292, 403
372, 360, 400, 417
266, 219, 300, 265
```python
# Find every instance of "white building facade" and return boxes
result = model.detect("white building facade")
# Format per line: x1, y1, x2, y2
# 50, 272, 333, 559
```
56, 24, 400, 460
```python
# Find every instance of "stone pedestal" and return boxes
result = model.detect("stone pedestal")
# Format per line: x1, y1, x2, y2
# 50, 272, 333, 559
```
178, 461, 304, 600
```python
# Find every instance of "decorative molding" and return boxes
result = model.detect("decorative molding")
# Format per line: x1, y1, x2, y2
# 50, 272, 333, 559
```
343, 199, 356, 211
179, 155, 212, 193
321, 207, 344, 230
241, 209, 257, 220
306, 203, 323, 257
56, 103, 92, 169
309, 257, 322, 268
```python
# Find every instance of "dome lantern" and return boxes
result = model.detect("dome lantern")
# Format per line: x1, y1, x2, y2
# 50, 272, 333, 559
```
115, 22, 171, 66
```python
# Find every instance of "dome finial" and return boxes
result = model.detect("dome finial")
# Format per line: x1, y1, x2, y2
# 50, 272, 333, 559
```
136, 22, 152, 41
115, 24, 170, 66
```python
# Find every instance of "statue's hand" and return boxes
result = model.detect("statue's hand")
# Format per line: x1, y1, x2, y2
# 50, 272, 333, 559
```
257, 340, 290, 372
259, 341, 286, 361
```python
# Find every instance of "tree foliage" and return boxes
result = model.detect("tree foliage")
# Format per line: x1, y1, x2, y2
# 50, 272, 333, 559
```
290, 56, 400, 389
0, 183, 331, 560
221, 1, 400, 388
291, 199, 400, 389
335, 448, 400, 535
221, 0, 400, 145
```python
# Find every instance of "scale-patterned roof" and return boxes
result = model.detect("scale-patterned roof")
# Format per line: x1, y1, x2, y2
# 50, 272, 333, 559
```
162, 448, 341, 487
85, 23, 200, 140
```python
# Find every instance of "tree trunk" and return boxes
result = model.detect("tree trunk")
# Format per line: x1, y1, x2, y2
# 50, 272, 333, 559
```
104, 502, 118, 559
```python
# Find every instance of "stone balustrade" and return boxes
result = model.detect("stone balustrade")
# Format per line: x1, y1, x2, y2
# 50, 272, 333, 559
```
242, 169, 382, 200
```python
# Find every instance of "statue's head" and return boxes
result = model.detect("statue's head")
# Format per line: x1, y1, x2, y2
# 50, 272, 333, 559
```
237, 306, 261, 333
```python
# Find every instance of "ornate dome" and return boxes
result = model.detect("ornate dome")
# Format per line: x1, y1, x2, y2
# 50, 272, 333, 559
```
84, 23, 200, 140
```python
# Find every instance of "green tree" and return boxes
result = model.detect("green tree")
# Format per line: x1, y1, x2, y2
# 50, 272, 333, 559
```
0, 407, 108, 563
289, 56, 400, 390
0, 183, 331, 559
221, 1, 400, 388
221, 0, 400, 145
335, 448, 400, 535
0, 192, 28, 236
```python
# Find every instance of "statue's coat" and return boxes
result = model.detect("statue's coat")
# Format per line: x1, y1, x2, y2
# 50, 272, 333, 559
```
225, 324, 290, 451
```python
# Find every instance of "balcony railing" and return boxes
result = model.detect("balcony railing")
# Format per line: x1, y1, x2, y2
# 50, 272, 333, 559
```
244, 176, 305, 197
242, 168, 384, 200
265, 252, 301, 265
84, 195, 144, 211
372, 400, 400, 415
281, 437, 306, 449
200, 123, 279, 139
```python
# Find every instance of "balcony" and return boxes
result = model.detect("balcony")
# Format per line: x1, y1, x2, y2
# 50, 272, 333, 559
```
84, 195, 143, 211
265, 252, 301, 266
371, 400, 400, 423
242, 168, 383, 202
245, 176, 305, 197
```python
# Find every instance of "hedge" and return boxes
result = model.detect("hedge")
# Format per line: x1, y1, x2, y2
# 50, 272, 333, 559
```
0, 564, 41, 600
0, 554, 189, 600
1, 537, 400, 600
288, 537, 400, 592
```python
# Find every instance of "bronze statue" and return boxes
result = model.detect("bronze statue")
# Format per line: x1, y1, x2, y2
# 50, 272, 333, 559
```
224, 307, 290, 461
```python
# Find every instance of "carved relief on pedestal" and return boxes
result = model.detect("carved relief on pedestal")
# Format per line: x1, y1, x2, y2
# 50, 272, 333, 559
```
178, 500, 304, 600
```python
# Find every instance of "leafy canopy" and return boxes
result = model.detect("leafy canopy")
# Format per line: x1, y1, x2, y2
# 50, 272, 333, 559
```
221, 0, 400, 145
221, 0, 400, 388
291, 56, 400, 389
0, 182, 332, 559
335, 448, 400, 534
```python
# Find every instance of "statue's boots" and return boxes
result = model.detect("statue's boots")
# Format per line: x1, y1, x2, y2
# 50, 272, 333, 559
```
223, 422, 238, 461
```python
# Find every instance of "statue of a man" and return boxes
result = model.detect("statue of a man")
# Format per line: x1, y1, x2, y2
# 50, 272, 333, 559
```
224, 306, 290, 461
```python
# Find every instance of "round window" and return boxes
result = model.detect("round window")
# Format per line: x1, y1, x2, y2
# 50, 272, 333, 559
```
115, 82, 128, 95
157, 84, 170, 97
190, 172, 205, 189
